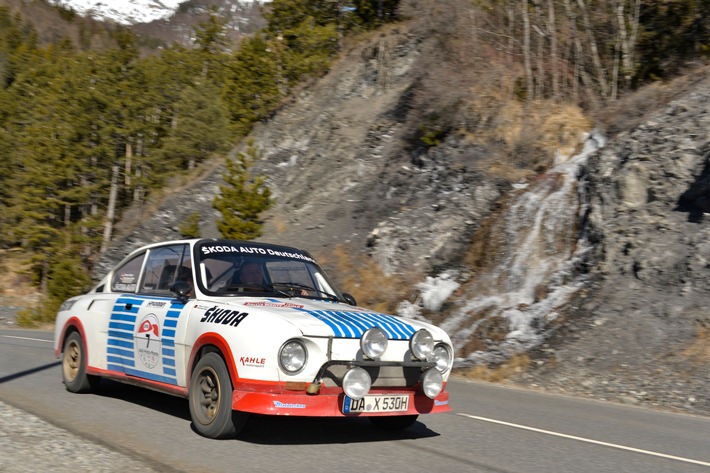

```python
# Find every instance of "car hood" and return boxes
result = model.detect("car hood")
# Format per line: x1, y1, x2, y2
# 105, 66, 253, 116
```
204, 296, 445, 341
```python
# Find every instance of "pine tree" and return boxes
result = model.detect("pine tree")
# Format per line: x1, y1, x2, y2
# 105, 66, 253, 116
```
223, 33, 284, 136
157, 82, 232, 171
213, 139, 272, 240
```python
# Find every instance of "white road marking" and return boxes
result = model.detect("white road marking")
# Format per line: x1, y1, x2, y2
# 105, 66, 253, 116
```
458, 413, 710, 468
1, 335, 53, 343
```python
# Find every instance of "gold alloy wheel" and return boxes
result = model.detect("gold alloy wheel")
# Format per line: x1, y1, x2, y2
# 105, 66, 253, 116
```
195, 366, 221, 425
63, 339, 81, 383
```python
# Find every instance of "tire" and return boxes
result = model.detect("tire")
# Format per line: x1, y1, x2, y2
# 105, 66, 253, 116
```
189, 352, 249, 439
62, 331, 99, 393
369, 415, 418, 430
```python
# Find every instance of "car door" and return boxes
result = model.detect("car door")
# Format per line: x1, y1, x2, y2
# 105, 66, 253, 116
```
107, 243, 192, 387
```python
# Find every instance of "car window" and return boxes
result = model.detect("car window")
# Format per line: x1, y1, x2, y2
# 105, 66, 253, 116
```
111, 253, 146, 293
266, 260, 313, 287
139, 244, 191, 295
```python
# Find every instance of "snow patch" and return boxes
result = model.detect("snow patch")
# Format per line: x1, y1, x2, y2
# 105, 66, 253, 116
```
49, 1, 260, 25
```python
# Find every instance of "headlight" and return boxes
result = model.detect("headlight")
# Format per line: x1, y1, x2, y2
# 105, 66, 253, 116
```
431, 344, 452, 372
279, 340, 307, 374
59, 299, 76, 312
361, 327, 388, 359
409, 329, 434, 360
342, 367, 371, 399
421, 368, 443, 399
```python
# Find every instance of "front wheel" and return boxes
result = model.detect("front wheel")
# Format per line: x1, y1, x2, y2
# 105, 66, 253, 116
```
189, 352, 249, 439
369, 415, 419, 430
62, 331, 99, 393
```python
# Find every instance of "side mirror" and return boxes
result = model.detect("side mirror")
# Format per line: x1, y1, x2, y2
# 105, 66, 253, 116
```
171, 281, 193, 304
341, 292, 357, 306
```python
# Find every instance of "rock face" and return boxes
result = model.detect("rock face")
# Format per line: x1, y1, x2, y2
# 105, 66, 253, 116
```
517, 83, 710, 415
97, 24, 710, 415
98, 26, 504, 279
248, 29, 503, 276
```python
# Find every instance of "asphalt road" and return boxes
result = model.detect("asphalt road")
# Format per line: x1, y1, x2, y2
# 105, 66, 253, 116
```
1, 328, 709, 473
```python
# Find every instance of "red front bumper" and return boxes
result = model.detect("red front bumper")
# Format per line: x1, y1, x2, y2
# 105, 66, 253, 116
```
231, 387, 450, 417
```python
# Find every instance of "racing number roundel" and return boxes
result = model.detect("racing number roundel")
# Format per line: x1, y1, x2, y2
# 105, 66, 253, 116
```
136, 313, 161, 369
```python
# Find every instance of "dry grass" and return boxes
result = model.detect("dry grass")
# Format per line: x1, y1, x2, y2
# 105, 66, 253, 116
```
0, 250, 40, 301
317, 244, 421, 314
0, 250, 43, 327
467, 96, 592, 180
682, 326, 710, 364
457, 354, 532, 383
270, 217, 288, 234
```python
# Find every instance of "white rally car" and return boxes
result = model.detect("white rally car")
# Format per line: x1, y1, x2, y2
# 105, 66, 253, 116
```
54, 239, 453, 438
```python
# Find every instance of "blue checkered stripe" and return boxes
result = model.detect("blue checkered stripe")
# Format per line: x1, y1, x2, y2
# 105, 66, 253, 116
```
296, 309, 416, 340
107, 296, 141, 371
106, 296, 184, 385
160, 304, 182, 380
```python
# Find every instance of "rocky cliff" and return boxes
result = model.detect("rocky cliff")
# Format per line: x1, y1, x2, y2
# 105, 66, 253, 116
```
517, 80, 710, 414
97, 24, 710, 415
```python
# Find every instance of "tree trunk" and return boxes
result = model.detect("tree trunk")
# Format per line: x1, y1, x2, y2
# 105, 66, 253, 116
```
124, 141, 132, 187
507, 0, 516, 57
564, 0, 598, 106
612, 13, 621, 101
522, 0, 534, 101
64, 204, 71, 228
577, 0, 608, 100
618, 0, 640, 88
101, 164, 119, 253
548, 0, 559, 100
531, 0, 546, 99
134, 134, 144, 203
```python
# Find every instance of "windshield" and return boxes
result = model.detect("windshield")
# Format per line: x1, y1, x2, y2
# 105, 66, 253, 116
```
195, 241, 343, 301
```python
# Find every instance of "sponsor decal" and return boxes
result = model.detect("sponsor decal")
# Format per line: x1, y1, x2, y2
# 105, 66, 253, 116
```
243, 301, 304, 309
200, 306, 249, 327
201, 245, 315, 263
273, 401, 306, 409
239, 356, 266, 368
136, 313, 161, 369
435, 400, 449, 406
119, 273, 136, 284
147, 301, 167, 308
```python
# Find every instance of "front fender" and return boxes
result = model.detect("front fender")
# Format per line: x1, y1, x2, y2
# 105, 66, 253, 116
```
184, 304, 306, 390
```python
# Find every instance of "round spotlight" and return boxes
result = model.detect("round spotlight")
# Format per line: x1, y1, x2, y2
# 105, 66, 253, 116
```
361, 327, 388, 359
431, 344, 453, 373
342, 367, 371, 399
279, 340, 307, 374
421, 368, 443, 399
410, 329, 435, 360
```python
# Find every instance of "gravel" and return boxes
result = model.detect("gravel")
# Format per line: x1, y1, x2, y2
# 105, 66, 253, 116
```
0, 400, 155, 472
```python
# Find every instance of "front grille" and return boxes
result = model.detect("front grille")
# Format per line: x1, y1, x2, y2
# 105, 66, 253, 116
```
316, 360, 433, 388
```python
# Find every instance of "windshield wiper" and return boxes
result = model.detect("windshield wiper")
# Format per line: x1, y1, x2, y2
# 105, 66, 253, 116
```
264, 284, 293, 298
270, 282, 339, 302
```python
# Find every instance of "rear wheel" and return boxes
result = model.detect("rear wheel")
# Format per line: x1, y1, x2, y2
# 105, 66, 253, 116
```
369, 415, 418, 430
189, 352, 249, 439
62, 331, 99, 393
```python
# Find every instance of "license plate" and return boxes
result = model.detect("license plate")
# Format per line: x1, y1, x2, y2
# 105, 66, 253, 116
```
342, 394, 409, 413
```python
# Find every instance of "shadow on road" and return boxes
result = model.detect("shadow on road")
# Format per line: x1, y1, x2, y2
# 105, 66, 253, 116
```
0, 361, 61, 384
93, 379, 440, 444
93, 379, 192, 421
230, 414, 441, 445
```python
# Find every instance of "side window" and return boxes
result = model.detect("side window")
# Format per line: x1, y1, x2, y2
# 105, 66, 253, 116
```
111, 253, 146, 293
139, 244, 191, 295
